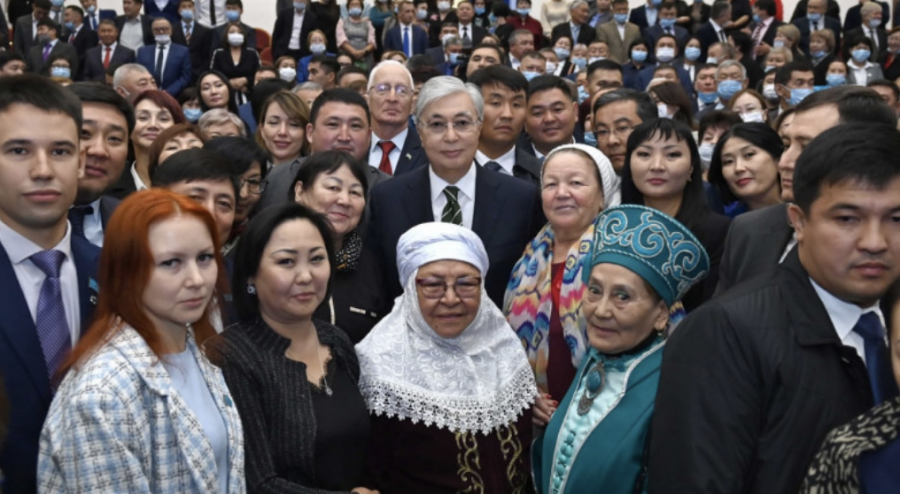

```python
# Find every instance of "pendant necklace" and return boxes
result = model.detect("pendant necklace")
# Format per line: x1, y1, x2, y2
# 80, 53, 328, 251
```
316, 344, 333, 397
576, 355, 619, 415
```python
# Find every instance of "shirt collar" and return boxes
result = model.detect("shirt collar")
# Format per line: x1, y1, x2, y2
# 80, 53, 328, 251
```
104, 41, 118, 50
533, 137, 575, 160
710, 19, 723, 31
475, 146, 517, 174
130, 162, 149, 191
370, 126, 409, 155
429, 161, 477, 203
0, 215, 73, 266
810, 277, 883, 343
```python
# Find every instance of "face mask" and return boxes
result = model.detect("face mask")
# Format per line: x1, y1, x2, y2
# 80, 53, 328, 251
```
228, 33, 244, 46
578, 85, 589, 103
522, 70, 540, 81
546, 61, 557, 73
826, 73, 845, 87
614, 13, 628, 24
64, 21, 74, 30
438, 1, 451, 11
764, 64, 777, 72
788, 86, 813, 106
50, 66, 70, 78
699, 142, 715, 171
181, 9, 194, 21
488, 13, 496, 23
763, 83, 778, 101
449, 52, 462, 65
155, 34, 171, 45
752, 13, 760, 24
441, 33, 455, 44
652, 0, 662, 5
279, 67, 297, 82
740, 111, 764, 123
517, 8, 531, 16
37, 34, 51, 46
349, 7, 362, 16
86, 5, 96, 13
717, 79, 742, 101
50, 0, 64, 7
773, 40, 787, 50
184, 108, 203, 123
310, 42, 326, 54
554, 47, 570, 60
656, 46, 675, 62
698, 91, 718, 104
869, 18, 881, 28
706, 56, 718, 64
475, 6, 485, 15
851, 49, 871, 63
631, 49, 648, 63
684, 46, 701, 61
810, 50, 825, 59
417, 9, 429, 20
584, 130, 598, 148
659, 18, 676, 29
573, 57, 587, 68
588, 56, 605, 64
226, 9, 241, 20
657, 102, 670, 118
807, 12, 821, 22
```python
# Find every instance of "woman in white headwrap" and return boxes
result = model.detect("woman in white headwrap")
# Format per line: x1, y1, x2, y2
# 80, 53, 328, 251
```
503, 143, 619, 427
356, 223, 537, 494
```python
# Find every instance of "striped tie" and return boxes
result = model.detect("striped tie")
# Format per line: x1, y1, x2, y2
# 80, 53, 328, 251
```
441, 186, 462, 225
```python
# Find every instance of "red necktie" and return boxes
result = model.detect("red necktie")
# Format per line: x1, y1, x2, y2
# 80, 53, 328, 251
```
377, 141, 395, 175
887, 53, 895, 69
103, 46, 111, 69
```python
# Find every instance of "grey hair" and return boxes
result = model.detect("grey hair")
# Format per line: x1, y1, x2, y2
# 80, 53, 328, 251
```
293, 81, 323, 92
367, 60, 415, 91
569, 0, 588, 12
709, 41, 736, 61
443, 35, 463, 49
113, 63, 151, 90
197, 108, 247, 135
861, 1, 881, 17
414, 76, 484, 123
716, 60, 747, 80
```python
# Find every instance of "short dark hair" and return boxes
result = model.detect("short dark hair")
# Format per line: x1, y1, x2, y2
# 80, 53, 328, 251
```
98, 18, 117, 30
67, 82, 136, 135
467, 64, 528, 94
708, 122, 784, 204
37, 18, 59, 32
250, 78, 292, 123
711, 0, 731, 18
774, 61, 814, 86
656, 33, 678, 48
592, 88, 657, 123
0, 51, 25, 70
729, 31, 753, 57
795, 85, 896, 126
754, 0, 776, 15
491, 0, 510, 17
204, 136, 270, 179
290, 151, 369, 201
0, 74, 82, 130
698, 109, 741, 141
659, 1, 677, 10
794, 124, 900, 213
587, 59, 623, 79
470, 43, 505, 65
34, 0, 52, 9
612, 0, 628, 6
527, 75, 576, 102
628, 39, 648, 53
336, 65, 367, 86
231, 202, 335, 323
65, 5, 85, 18
844, 34, 874, 58
309, 88, 371, 126
225, 0, 243, 7
310, 54, 340, 76
867, 78, 900, 103
151, 148, 240, 201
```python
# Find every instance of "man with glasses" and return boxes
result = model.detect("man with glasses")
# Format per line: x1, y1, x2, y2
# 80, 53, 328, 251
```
366, 76, 544, 306
591, 87, 657, 175
135, 17, 192, 98
365, 61, 428, 176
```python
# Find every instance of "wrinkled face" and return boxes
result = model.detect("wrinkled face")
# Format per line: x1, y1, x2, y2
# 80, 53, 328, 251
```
510, 34, 535, 59
132, 99, 175, 151
295, 88, 322, 109
200, 74, 229, 109
416, 260, 482, 339
588, 42, 609, 59
120, 71, 157, 100
807, 0, 825, 15
165, 179, 235, 244
779, 105, 838, 202
716, 64, 744, 82
294, 164, 366, 239
151, 19, 172, 36
418, 92, 482, 178
234, 161, 262, 224
261, 101, 305, 162
889, 32, 900, 53
554, 37, 572, 51
158, 132, 203, 165
583, 263, 668, 354
97, 23, 118, 45
252, 219, 331, 324
572, 2, 589, 24
629, 131, 693, 203
719, 136, 780, 204
541, 150, 604, 235
593, 100, 640, 173
695, 68, 717, 92
480, 83, 526, 147
526, 88, 577, 150
467, 47, 501, 76
142, 215, 218, 335
204, 121, 242, 139
307, 102, 370, 162
809, 36, 826, 53
366, 64, 414, 127
78, 102, 129, 204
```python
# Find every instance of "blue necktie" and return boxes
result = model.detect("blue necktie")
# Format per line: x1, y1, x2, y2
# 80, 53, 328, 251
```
484, 161, 503, 173
30, 250, 72, 383
67, 205, 93, 240
853, 312, 900, 405
402, 26, 411, 57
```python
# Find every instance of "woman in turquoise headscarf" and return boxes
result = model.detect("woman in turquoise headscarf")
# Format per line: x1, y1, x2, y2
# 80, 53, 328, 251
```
533, 204, 710, 494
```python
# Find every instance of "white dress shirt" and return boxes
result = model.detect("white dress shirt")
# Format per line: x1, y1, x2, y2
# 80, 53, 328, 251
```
645, 5, 658, 27
289, 10, 305, 50
429, 163, 477, 229
811, 278, 884, 365
617, 23, 626, 40
75, 198, 105, 248
475, 146, 516, 175
196, 0, 227, 27
368, 127, 409, 173
458, 22, 473, 40
119, 16, 145, 51
0, 218, 81, 344
511, 55, 522, 70
850, 61, 875, 86
130, 163, 150, 192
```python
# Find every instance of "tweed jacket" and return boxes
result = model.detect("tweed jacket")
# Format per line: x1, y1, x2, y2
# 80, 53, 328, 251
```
38, 324, 245, 493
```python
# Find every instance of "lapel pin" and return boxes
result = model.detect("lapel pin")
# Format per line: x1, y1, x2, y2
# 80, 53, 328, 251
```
90, 295, 98, 306
406, 153, 412, 160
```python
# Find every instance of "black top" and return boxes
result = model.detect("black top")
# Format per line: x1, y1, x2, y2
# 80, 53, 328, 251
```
210, 47, 261, 87
313, 246, 388, 344
310, 2, 341, 53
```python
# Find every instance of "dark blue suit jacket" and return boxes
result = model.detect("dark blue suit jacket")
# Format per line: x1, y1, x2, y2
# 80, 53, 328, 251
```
629, 5, 659, 32
383, 23, 428, 56
694, 21, 721, 61
643, 24, 690, 52
136, 42, 193, 97
366, 164, 544, 306
635, 62, 694, 95
793, 16, 841, 56
83, 9, 117, 30
143, 0, 181, 25
390, 125, 429, 176
82, 43, 135, 82
0, 236, 100, 494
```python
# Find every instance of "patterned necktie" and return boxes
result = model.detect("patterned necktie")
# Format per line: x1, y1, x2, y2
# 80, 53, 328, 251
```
68, 205, 94, 240
441, 186, 462, 225
377, 141, 395, 175
853, 312, 900, 405
30, 250, 72, 382
484, 161, 503, 173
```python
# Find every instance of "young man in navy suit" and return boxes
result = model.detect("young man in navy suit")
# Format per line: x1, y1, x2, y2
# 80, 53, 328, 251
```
0, 74, 100, 494
384, 1, 428, 58
79, 0, 116, 31
136, 17, 192, 97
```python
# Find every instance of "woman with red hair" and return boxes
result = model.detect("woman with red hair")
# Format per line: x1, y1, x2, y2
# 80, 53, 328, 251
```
37, 189, 245, 493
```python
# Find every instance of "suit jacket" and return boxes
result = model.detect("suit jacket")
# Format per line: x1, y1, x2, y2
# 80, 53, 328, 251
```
595, 20, 642, 64
512, 146, 543, 185
0, 236, 99, 494
459, 23, 487, 45
629, 4, 659, 32
7, 0, 34, 30
383, 23, 428, 56
83, 43, 136, 82
82, 9, 117, 31
107, 163, 139, 200
13, 14, 36, 54
694, 21, 725, 61
143, 0, 181, 25
880, 51, 900, 82
97, 196, 120, 233
715, 202, 792, 295
649, 248, 875, 494
64, 25, 99, 59
424, 45, 445, 66
271, 8, 317, 59
136, 42, 193, 97
847, 62, 885, 85
843, 1, 890, 32
390, 125, 429, 176
845, 26, 888, 62
643, 24, 690, 51
551, 21, 597, 45
211, 22, 257, 52
789, 0, 842, 22
115, 14, 156, 48
172, 21, 214, 82
26, 40, 79, 76
793, 16, 841, 56
365, 164, 544, 306
635, 62, 694, 94
37, 326, 246, 493
758, 18, 785, 47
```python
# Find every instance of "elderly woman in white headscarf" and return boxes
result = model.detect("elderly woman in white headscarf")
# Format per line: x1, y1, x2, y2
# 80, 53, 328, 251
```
356, 223, 537, 494
503, 143, 619, 427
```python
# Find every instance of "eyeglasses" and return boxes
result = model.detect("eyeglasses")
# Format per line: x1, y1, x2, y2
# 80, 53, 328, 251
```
422, 119, 480, 135
370, 83, 413, 98
416, 277, 482, 299
240, 178, 267, 194
593, 125, 634, 141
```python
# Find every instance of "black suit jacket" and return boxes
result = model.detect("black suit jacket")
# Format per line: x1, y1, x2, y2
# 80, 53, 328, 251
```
115, 14, 156, 48
82, 43, 136, 82
424, 45, 445, 66
211, 22, 257, 52
172, 21, 214, 82
98, 195, 120, 231
366, 164, 544, 306
715, 202, 793, 295
793, 16, 841, 56
390, 125, 429, 176
551, 21, 597, 45
26, 40, 79, 75
694, 21, 723, 61
845, 26, 888, 62
65, 26, 99, 58
629, 4, 658, 32
106, 163, 139, 200
272, 8, 318, 59
844, 1, 890, 32
880, 50, 900, 81
643, 24, 690, 51
13, 14, 35, 54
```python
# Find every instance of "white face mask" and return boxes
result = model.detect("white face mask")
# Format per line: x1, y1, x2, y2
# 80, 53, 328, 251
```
657, 102, 671, 118
279, 67, 297, 82
438, 0, 451, 11
227, 33, 244, 46
656, 46, 675, 62
698, 142, 715, 170
155, 34, 171, 45
545, 61, 557, 73
740, 110, 765, 123
762, 83, 777, 100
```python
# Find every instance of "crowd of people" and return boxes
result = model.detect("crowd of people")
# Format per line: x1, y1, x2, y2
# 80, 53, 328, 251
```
0, 0, 900, 493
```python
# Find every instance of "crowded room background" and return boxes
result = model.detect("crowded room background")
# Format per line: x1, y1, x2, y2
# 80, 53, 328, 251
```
1, 0, 900, 492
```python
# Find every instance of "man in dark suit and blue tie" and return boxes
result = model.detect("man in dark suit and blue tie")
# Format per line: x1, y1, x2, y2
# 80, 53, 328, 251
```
367, 76, 544, 306
384, 1, 428, 58
366, 61, 428, 176
136, 17, 192, 97
0, 74, 100, 494
79, 0, 116, 31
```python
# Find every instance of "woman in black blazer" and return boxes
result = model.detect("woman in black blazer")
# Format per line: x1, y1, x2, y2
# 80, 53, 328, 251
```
210, 23, 261, 106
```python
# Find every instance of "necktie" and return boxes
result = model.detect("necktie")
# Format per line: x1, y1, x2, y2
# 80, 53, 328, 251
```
484, 161, 503, 173
441, 186, 462, 225
68, 205, 94, 240
870, 28, 878, 49
462, 25, 470, 45
156, 45, 166, 86
103, 46, 111, 69
90, 14, 97, 30
186, 23, 192, 43
30, 250, 72, 382
68, 32, 75, 43
42, 43, 51, 61
210, 0, 217, 25
377, 141, 395, 175
853, 312, 900, 405
572, 24, 580, 41
403, 26, 411, 57
718, 29, 726, 43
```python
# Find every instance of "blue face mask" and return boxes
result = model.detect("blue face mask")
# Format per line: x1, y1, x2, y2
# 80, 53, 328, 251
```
578, 85, 589, 103
869, 18, 882, 28
631, 49, 648, 63
517, 8, 531, 16
184, 108, 203, 122
584, 130, 598, 148
810, 50, 826, 59
684, 46, 701, 61
851, 49, 872, 62
50, 66, 70, 78
614, 13, 628, 24
572, 57, 587, 68
773, 39, 785, 49
788, 87, 813, 106
807, 12, 821, 22
554, 47, 570, 60
659, 18, 676, 29
86, 5, 96, 13
698, 91, 718, 104
826, 73, 845, 87
449, 52, 461, 65
475, 6, 485, 15
180, 9, 194, 21
717, 79, 742, 101
488, 13, 497, 24
64, 21, 74, 30
651, 0, 662, 5
226, 9, 241, 21
348, 7, 362, 16
752, 13, 760, 23
522, 70, 541, 81
50, 0, 64, 6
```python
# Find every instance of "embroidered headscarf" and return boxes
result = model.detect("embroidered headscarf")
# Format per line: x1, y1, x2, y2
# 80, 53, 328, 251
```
356, 223, 536, 435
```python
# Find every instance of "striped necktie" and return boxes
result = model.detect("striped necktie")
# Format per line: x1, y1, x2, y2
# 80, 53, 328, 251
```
441, 186, 462, 225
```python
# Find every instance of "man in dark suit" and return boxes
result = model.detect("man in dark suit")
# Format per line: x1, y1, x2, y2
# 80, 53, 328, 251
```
79, 0, 117, 31
135, 17, 192, 97
0, 74, 100, 494
789, 0, 841, 22
844, 0, 889, 32
551, 0, 596, 46
695, 0, 731, 61
143, 0, 180, 25
62, 5, 99, 72
523, 75, 581, 161
367, 76, 544, 306
0, 3, 9, 51
629, 0, 661, 33
171, 0, 213, 83
271, 1, 318, 61
455, 0, 486, 47
643, 2, 689, 50
209, 0, 257, 51
424, 23, 457, 65
366, 61, 428, 176
26, 19, 79, 75
13, 0, 51, 54
844, 2, 887, 62
716, 86, 897, 294
635, 34, 694, 94
749, 0, 784, 61
115, 0, 156, 51
83, 20, 136, 82
649, 123, 900, 494
384, 1, 429, 58
792, 0, 841, 56
469, 65, 542, 185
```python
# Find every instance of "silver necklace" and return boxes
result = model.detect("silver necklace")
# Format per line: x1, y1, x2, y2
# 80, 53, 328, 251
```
315, 344, 333, 397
